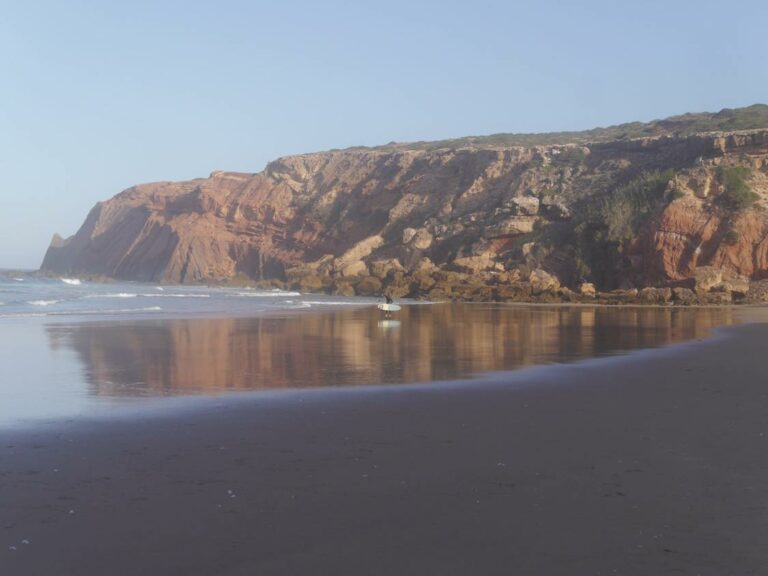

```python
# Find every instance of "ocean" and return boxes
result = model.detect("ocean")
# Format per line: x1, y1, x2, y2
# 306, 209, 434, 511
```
0, 273, 370, 320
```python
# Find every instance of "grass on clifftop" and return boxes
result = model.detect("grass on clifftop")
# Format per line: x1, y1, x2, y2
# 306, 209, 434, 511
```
348, 104, 768, 152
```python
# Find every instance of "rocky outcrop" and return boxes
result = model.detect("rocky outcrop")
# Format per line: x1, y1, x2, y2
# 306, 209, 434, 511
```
41, 108, 768, 304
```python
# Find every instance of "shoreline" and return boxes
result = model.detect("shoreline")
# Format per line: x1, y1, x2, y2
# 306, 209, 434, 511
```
2, 295, 761, 327
8, 270, 768, 308
4, 320, 768, 574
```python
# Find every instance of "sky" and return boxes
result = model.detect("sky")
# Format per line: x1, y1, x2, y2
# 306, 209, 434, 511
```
1, 0, 766, 269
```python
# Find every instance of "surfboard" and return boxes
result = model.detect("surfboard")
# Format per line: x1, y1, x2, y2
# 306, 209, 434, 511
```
377, 303, 401, 312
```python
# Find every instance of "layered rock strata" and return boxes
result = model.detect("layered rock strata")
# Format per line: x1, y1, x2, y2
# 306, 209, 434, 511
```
42, 121, 768, 304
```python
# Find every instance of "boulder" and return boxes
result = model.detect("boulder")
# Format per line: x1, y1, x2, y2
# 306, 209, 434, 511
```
724, 274, 750, 296
412, 270, 437, 293
250, 278, 286, 291
492, 270, 522, 284
335, 235, 384, 270
416, 257, 438, 272
558, 287, 578, 302
529, 269, 560, 295
295, 274, 333, 292
511, 196, 540, 216
285, 256, 333, 284
598, 289, 639, 303
403, 227, 433, 250
402, 227, 417, 244
694, 266, 723, 293
639, 287, 672, 304
427, 287, 452, 301
354, 276, 383, 297
496, 282, 533, 301
522, 242, 538, 260
463, 285, 495, 301
541, 200, 571, 220
746, 279, 768, 302
339, 260, 368, 277
711, 281, 732, 293
385, 278, 413, 299
698, 291, 732, 305
672, 287, 697, 305
433, 270, 471, 284
579, 282, 596, 298
490, 217, 536, 236
333, 281, 356, 297
452, 253, 496, 273
370, 258, 404, 279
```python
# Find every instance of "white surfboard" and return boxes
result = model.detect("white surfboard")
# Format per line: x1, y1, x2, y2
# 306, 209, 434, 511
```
377, 303, 401, 312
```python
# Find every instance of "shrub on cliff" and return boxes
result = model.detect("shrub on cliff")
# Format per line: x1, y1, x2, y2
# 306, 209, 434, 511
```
716, 166, 758, 211
525, 170, 675, 289
552, 147, 587, 167
601, 170, 675, 243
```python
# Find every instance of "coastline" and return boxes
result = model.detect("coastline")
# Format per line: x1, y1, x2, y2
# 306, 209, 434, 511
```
9, 269, 768, 308
3, 316, 768, 574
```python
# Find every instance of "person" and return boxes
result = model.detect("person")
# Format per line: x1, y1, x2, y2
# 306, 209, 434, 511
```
383, 294, 393, 318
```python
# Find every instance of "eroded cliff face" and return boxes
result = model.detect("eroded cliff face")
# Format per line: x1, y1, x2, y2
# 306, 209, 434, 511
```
42, 128, 768, 301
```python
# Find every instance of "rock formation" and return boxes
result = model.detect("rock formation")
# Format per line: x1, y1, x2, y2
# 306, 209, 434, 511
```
41, 105, 768, 303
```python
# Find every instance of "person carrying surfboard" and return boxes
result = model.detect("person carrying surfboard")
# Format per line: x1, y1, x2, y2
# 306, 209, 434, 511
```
379, 293, 398, 318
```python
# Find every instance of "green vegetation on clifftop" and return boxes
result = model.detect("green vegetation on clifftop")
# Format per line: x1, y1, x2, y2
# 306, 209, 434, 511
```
353, 104, 768, 152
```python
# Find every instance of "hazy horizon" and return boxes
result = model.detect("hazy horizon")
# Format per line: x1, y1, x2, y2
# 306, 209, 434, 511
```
2, 0, 766, 269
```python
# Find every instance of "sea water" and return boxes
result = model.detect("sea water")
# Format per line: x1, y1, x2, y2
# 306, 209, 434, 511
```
0, 273, 368, 320
0, 272, 738, 428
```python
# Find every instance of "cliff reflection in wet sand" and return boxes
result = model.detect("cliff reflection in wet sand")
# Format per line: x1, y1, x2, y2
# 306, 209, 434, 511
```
46, 304, 736, 398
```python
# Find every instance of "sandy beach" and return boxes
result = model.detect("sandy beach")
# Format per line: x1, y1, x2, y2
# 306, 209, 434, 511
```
2, 319, 768, 575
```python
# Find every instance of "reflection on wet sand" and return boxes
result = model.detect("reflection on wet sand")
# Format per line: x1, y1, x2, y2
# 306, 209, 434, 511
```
46, 304, 736, 398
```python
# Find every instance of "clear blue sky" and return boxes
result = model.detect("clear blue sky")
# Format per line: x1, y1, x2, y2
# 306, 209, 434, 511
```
1, 0, 766, 269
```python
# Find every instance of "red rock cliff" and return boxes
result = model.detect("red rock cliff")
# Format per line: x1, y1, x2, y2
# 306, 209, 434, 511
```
41, 124, 768, 297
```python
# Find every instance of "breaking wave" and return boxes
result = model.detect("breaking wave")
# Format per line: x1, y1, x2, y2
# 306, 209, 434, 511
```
0, 306, 163, 319
145, 293, 211, 298
60, 278, 82, 286
237, 291, 301, 297
86, 293, 138, 298
301, 300, 365, 306
84, 292, 210, 299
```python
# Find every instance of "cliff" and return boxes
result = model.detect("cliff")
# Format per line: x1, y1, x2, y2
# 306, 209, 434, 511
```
42, 105, 768, 303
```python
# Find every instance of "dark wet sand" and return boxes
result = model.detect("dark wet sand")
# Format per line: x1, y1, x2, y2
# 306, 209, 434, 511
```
3, 324, 768, 575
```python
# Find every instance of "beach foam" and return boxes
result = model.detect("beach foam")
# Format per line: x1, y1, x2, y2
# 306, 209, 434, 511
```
85, 293, 138, 298
1, 306, 163, 319
237, 291, 301, 297
144, 293, 211, 298
302, 300, 364, 306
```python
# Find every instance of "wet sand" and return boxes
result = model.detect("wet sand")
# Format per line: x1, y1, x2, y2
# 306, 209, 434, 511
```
3, 323, 768, 575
